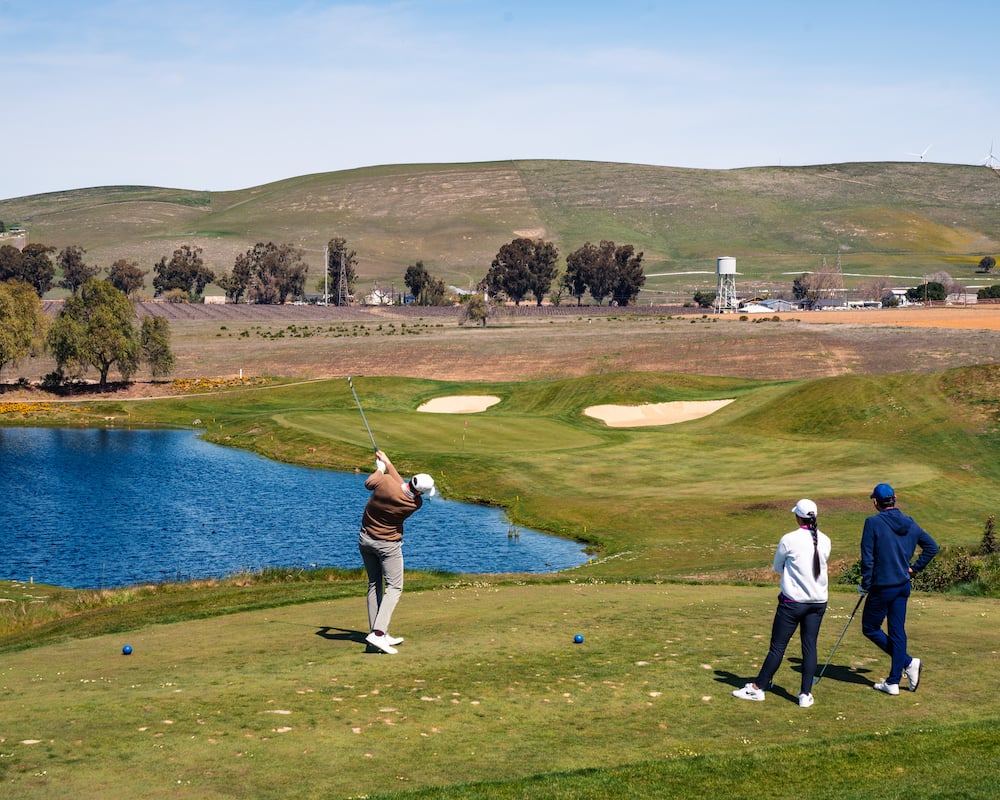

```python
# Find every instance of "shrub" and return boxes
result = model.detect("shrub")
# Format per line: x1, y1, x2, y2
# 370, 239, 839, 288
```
838, 560, 862, 587
837, 544, 999, 597
40, 370, 64, 391
912, 549, 978, 592
980, 514, 998, 555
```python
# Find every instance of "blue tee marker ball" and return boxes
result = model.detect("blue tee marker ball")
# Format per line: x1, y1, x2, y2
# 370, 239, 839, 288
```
573, 634, 584, 644
122, 645, 133, 655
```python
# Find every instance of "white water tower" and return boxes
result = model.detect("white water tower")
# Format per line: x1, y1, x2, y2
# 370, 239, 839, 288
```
716, 257, 737, 313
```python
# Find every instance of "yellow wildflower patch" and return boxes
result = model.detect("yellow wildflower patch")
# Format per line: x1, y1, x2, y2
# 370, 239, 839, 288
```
0, 401, 54, 416
169, 376, 274, 393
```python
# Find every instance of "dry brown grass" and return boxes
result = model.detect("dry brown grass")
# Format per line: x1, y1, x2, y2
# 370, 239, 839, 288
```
7, 302, 1000, 398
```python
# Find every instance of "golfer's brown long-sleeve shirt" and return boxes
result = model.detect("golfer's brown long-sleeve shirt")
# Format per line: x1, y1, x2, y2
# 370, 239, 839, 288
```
360, 467, 422, 541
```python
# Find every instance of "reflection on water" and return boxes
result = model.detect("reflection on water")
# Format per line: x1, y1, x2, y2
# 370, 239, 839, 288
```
0, 428, 588, 589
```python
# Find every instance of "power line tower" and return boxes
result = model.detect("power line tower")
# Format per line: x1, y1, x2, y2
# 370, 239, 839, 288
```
336, 251, 350, 306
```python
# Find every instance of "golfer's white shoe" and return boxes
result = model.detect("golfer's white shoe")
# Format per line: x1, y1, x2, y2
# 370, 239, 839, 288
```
732, 683, 765, 701
798, 692, 814, 708
905, 657, 921, 691
385, 634, 404, 646
365, 632, 398, 654
873, 680, 899, 695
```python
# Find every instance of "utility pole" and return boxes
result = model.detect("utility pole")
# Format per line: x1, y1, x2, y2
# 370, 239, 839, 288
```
323, 244, 329, 306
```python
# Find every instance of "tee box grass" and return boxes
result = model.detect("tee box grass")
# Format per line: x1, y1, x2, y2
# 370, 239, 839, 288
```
1, 584, 998, 799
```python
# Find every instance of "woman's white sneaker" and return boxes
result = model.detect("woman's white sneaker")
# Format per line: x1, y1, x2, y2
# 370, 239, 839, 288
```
732, 683, 765, 701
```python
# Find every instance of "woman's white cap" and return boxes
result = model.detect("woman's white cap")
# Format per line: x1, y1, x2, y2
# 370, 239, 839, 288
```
792, 499, 817, 518
410, 473, 437, 497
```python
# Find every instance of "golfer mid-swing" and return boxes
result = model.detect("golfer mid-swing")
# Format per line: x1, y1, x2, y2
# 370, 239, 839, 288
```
359, 449, 435, 654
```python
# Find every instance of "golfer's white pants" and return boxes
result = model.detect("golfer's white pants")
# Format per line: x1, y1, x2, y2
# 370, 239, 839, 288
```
359, 530, 404, 633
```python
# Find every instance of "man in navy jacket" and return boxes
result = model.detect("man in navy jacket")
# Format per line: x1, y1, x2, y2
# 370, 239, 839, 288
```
859, 483, 939, 696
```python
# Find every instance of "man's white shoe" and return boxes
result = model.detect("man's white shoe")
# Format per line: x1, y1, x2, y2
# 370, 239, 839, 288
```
874, 680, 899, 695
732, 683, 765, 701
385, 634, 404, 646
798, 692, 814, 708
905, 657, 921, 692
365, 632, 398, 654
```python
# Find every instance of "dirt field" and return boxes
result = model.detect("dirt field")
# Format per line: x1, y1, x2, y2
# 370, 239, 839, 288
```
776, 305, 1000, 331
8, 303, 1000, 397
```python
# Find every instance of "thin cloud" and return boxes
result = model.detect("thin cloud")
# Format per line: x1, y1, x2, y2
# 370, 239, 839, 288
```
1, 0, 997, 199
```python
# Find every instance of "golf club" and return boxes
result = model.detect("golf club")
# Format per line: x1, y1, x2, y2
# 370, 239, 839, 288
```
813, 593, 865, 685
346, 376, 378, 453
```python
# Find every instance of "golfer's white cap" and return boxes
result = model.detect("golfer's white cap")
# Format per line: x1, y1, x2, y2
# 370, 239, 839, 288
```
792, 499, 817, 518
410, 473, 437, 497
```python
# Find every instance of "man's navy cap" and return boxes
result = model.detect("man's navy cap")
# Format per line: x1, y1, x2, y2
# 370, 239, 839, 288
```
870, 483, 895, 502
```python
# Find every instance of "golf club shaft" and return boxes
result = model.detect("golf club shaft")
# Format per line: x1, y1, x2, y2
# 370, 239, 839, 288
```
347, 376, 378, 453
814, 593, 865, 684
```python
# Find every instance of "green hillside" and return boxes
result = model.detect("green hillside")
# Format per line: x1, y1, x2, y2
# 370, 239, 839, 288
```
2, 160, 999, 302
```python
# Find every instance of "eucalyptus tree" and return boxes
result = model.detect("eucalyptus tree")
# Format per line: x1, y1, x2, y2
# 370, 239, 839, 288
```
484, 238, 559, 306
0, 244, 22, 282
228, 242, 307, 304
0, 279, 46, 378
563, 240, 645, 306
404, 260, 448, 305
140, 315, 175, 378
107, 258, 148, 298
609, 243, 645, 306
57, 245, 99, 294
562, 243, 596, 305
47, 279, 141, 386
153, 244, 215, 301
584, 242, 617, 305
14, 243, 56, 297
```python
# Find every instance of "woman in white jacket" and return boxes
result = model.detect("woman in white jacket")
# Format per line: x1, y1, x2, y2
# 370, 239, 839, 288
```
733, 499, 831, 707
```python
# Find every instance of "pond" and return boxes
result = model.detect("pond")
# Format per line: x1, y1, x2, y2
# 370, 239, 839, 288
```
0, 428, 589, 589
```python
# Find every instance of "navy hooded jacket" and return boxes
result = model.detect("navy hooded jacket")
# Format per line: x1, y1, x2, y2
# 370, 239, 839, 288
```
860, 507, 938, 591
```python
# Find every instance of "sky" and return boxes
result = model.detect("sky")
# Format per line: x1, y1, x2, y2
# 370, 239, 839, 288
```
2, 0, 998, 200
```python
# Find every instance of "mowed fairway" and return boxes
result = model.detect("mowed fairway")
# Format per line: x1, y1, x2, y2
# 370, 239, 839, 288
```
2, 311, 1000, 799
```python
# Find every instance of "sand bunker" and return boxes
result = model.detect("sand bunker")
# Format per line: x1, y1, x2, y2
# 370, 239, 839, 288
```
583, 399, 735, 427
417, 395, 502, 414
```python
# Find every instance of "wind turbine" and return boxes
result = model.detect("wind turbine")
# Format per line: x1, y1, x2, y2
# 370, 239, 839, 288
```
907, 144, 932, 161
981, 140, 999, 170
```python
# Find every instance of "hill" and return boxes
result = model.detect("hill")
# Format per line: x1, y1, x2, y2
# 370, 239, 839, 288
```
2, 160, 999, 303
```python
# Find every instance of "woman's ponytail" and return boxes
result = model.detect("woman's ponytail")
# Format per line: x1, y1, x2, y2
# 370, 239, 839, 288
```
808, 513, 821, 579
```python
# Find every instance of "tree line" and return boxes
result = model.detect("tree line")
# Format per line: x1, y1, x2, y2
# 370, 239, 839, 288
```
0, 276, 174, 388
324, 236, 647, 310
1, 232, 647, 310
